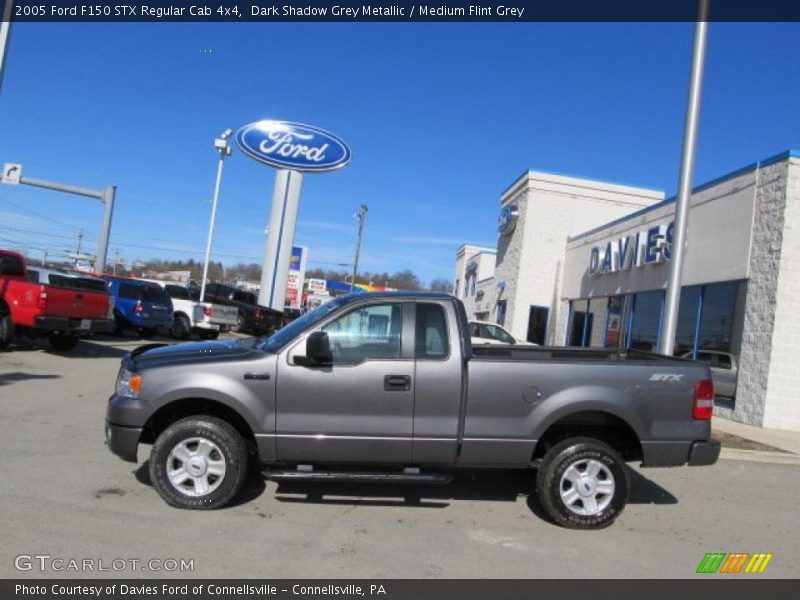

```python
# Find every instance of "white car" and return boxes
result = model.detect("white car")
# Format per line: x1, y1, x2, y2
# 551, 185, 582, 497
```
468, 320, 526, 346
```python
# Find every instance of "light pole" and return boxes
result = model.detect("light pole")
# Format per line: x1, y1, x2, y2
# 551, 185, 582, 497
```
658, 0, 709, 355
351, 204, 368, 292
199, 129, 232, 303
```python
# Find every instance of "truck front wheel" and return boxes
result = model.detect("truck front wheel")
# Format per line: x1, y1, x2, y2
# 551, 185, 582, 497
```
149, 416, 248, 510
535, 437, 629, 529
0, 312, 14, 349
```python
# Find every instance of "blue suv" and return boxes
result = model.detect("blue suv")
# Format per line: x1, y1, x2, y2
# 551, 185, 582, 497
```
104, 277, 174, 338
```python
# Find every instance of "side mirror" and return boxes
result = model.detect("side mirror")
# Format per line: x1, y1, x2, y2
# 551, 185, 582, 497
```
302, 331, 332, 365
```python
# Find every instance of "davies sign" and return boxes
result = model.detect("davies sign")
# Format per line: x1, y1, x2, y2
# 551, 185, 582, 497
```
588, 221, 675, 276
236, 120, 351, 172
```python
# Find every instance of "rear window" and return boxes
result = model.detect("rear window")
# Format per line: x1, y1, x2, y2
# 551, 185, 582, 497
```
233, 290, 256, 305
165, 285, 190, 300
0, 254, 25, 277
48, 274, 108, 293
118, 282, 140, 300
142, 285, 170, 304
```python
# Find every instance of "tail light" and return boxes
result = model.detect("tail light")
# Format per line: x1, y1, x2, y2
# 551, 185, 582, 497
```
693, 379, 715, 420
37, 287, 48, 311
202, 305, 212, 317
134, 301, 143, 315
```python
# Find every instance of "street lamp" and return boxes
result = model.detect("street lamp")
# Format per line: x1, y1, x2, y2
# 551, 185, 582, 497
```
200, 129, 233, 303
350, 204, 368, 292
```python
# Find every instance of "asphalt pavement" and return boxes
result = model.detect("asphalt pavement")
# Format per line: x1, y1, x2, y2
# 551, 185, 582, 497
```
1, 335, 798, 579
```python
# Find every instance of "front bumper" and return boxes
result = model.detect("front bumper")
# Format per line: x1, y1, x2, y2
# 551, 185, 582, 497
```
688, 439, 721, 466
105, 421, 142, 463
35, 316, 113, 334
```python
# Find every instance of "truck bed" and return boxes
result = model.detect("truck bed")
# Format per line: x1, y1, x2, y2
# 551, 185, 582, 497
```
471, 345, 688, 363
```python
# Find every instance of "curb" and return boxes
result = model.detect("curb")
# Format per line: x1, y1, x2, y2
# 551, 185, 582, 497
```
719, 448, 800, 466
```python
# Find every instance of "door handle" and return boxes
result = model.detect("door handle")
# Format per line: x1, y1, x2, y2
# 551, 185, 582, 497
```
384, 374, 411, 391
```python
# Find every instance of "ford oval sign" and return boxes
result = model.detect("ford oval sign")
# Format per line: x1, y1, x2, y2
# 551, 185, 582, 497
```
498, 204, 519, 235
235, 120, 351, 173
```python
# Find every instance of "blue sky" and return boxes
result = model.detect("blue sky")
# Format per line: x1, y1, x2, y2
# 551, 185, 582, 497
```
1, 22, 799, 284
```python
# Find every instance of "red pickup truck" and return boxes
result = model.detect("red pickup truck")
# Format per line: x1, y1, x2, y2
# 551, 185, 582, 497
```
0, 250, 113, 351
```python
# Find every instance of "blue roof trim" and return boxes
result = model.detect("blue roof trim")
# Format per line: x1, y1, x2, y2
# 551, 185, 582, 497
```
567, 149, 798, 244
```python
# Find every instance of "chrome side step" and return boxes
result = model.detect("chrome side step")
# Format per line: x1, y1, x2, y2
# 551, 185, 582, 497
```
265, 468, 452, 485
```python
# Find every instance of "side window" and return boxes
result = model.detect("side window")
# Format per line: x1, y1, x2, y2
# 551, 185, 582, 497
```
468, 322, 479, 337
416, 303, 449, 359
322, 303, 402, 364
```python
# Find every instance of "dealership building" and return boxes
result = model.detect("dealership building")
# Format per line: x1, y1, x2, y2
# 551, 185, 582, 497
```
455, 150, 800, 431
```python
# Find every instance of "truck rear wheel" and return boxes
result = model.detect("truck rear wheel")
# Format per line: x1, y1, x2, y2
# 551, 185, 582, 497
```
149, 416, 248, 510
48, 334, 79, 352
535, 437, 629, 529
0, 312, 14, 350
171, 315, 191, 340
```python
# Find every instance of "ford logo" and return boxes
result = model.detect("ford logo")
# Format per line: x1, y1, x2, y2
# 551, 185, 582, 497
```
235, 120, 351, 173
498, 204, 519, 235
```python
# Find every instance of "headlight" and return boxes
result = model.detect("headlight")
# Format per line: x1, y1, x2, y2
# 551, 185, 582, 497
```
115, 367, 142, 398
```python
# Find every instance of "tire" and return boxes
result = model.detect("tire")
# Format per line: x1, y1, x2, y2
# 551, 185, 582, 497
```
149, 416, 248, 510
235, 313, 249, 334
536, 437, 629, 530
112, 313, 126, 337
198, 329, 219, 340
0, 312, 14, 350
171, 315, 191, 340
48, 335, 79, 352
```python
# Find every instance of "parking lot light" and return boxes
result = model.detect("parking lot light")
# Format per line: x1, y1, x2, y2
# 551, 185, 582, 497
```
199, 129, 233, 304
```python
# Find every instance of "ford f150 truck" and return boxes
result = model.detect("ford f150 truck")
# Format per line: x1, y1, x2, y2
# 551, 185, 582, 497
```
141, 280, 238, 341
105, 292, 720, 529
0, 251, 113, 351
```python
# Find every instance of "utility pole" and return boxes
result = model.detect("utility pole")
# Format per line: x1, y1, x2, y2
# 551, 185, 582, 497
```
351, 204, 368, 292
0, 0, 13, 95
74, 229, 84, 268
658, 0, 710, 355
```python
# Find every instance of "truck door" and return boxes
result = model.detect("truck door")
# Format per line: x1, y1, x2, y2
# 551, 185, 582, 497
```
275, 301, 414, 464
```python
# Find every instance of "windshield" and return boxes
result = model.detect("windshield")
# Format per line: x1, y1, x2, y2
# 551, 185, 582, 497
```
258, 297, 349, 353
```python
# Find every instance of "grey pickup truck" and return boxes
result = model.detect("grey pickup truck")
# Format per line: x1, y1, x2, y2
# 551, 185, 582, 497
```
105, 291, 719, 529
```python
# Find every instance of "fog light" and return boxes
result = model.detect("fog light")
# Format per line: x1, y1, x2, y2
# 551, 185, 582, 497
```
105, 424, 112, 443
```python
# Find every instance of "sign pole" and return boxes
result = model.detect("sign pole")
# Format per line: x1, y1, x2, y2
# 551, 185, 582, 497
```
658, 0, 710, 355
258, 169, 304, 310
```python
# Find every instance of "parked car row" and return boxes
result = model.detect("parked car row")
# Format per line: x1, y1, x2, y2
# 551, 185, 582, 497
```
0, 248, 286, 352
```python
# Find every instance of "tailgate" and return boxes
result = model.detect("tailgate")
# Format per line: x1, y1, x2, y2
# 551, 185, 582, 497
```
44, 281, 110, 320
206, 303, 239, 326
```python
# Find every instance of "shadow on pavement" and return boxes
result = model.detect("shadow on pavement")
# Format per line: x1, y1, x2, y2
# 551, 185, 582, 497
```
128, 460, 677, 516
0, 371, 61, 386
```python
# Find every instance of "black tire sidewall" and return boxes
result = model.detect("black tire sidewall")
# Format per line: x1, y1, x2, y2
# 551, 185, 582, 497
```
172, 316, 190, 340
149, 417, 248, 510
0, 313, 14, 349
537, 438, 629, 529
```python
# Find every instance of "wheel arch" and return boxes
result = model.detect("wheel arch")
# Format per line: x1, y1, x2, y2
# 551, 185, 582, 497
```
532, 409, 643, 462
141, 398, 258, 455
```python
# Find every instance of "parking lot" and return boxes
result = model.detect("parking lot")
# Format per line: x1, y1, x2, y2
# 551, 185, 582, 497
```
1, 334, 799, 579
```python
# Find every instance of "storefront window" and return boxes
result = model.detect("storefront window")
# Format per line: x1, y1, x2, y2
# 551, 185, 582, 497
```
674, 286, 702, 357
604, 296, 624, 349
527, 306, 549, 345
627, 291, 663, 352
698, 282, 738, 353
